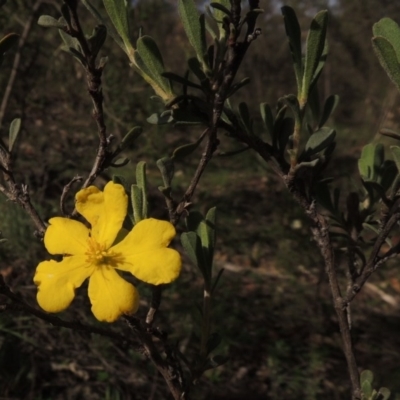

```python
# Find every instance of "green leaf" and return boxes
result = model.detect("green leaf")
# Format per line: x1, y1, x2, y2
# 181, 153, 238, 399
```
360, 370, 374, 385
81, 0, 124, 50
361, 380, 373, 398
116, 126, 142, 153
309, 39, 328, 93
209, 0, 230, 39
301, 10, 328, 102
111, 157, 129, 167
136, 35, 172, 94
59, 28, 85, 65
304, 127, 336, 157
319, 94, 339, 127
131, 184, 143, 223
372, 36, 400, 93
102, 0, 131, 48
172, 132, 205, 161
156, 157, 175, 187
147, 112, 174, 125
281, 6, 303, 94
8, 118, 21, 152
358, 143, 384, 183
136, 161, 148, 219
373, 18, 400, 63
260, 103, 274, 140
377, 387, 391, 400
37, 15, 66, 29
391, 146, 400, 172
281, 94, 300, 118
238, 102, 252, 135
178, 0, 208, 69
209, 2, 231, 19
181, 231, 207, 276
87, 24, 107, 57
188, 57, 208, 84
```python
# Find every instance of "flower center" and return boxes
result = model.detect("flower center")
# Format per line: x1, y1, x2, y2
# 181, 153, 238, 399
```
85, 238, 122, 267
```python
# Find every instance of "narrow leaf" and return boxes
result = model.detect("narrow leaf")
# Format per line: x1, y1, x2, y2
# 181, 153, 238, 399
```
358, 144, 376, 180
156, 157, 175, 187
373, 18, 400, 63
319, 94, 339, 127
81, 0, 124, 49
372, 36, 400, 93
172, 132, 206, 161
38, 15, 66, 29
281, 6, 303, 93
136, 35, 172, 94
178, 0, 207, 67
260, 103, 274, 140
304, 127, 336, 156
8, 118, 21, 152
301, 10, 328, 101
102, 0, 131, 47
360, 369, 374, 385
131, 184, 143, 223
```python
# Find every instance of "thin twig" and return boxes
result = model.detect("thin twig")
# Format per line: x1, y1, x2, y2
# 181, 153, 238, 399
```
0, 276, 141, 350
0, 0, 43, 127
124, 316, 187, 400
345, 212, 400, 303
60, 175, 83, 216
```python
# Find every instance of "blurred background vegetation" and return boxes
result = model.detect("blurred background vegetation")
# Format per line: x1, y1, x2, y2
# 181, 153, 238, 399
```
1, 0, 400, 399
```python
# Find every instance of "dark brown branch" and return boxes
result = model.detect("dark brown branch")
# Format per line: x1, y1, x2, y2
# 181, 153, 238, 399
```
284, 180, 361, 400
124, 316, 187, 400
65, 3, 113, 193
0, 0, 43, 127
345, 212, 400, 303
0, 276, 141, 350
60, 175, 83, 216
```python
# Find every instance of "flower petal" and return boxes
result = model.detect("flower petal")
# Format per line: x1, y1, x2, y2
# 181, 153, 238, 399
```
76, 182, 127, 247
75, 185, 103, 227
112, 219, 181, 285
44, 217, 89, 255
88, 267, 139, 322
34, 256, 92, 313
113, 218, 176, 252
116, 248, 181, 285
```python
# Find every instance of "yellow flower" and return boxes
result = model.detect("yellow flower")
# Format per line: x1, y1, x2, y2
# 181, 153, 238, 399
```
34, 181, 181, 322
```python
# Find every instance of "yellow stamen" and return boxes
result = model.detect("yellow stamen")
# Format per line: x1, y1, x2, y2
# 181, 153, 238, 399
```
85, 238, 123, 267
